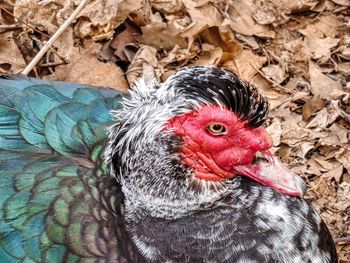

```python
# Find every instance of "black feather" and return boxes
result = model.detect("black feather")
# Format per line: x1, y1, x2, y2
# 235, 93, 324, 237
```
166, 66, 269, 128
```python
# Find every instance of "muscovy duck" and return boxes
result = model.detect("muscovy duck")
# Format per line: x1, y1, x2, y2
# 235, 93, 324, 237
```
0, 66, 337, 262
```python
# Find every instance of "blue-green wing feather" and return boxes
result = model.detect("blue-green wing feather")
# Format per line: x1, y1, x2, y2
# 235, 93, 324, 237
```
0, 76, 141, 262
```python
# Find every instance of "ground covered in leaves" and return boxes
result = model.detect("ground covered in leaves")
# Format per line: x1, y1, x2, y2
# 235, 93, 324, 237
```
1, 0, 350, 261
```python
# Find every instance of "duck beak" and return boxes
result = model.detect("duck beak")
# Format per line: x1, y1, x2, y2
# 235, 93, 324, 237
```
232, 151, 307, 197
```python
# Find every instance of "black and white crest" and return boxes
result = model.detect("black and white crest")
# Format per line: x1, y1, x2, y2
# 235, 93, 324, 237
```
164, 66, 269, 128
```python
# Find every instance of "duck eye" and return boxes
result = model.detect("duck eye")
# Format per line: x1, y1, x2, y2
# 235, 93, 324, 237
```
206, 123, 227, 136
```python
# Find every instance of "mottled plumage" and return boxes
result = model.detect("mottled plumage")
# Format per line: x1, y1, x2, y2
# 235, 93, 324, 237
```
0, 67, 337, 263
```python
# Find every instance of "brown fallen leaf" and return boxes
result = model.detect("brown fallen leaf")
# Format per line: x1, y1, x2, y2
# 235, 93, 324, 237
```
330, 0, 350, 6
126, 45, 163, 86
323, 165, 343, 182
233, 49, 267, 80
299, 142, 315, 159
281, 128, 309, 147
314, 15, 343, 38
298, 15, 342, 38
270, 0, 318, 13
309, 62, 342, 100
304, 37, 339, 60
314, 156, 337, 171
142, 21, 187, 51
223, 1, 275, 38
150, 0, 184, 14
76, 0, 143, 40
193, 46, 223, 66
181, 0, 223, 44
306, 108, 339, 129
261, 64, 287, 84
335, 182, 350, 210
48, 43, 128, 91
14, 0, 61, 34
266, 118, 282, 147
234, 34, 260, 50
252, 6, 276, 25
110, 22, 141, 63
159, 45, 198, 67
0, 31, 26, 74
302, 96, 325, 121
339, 48, 350, 60
200, 26, 242, 56
338, 62, 350, 76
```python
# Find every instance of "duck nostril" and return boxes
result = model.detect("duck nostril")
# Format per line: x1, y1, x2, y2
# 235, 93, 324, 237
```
252, 151, 270, 165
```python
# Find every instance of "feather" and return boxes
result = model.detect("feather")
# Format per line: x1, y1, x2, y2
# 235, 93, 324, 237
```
0, 77, 141, 262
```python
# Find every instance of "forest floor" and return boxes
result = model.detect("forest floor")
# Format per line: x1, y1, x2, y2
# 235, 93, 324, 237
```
0, 0, 349, 261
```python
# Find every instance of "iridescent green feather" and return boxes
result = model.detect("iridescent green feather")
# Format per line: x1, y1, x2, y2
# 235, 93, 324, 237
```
0, 76, 137, 262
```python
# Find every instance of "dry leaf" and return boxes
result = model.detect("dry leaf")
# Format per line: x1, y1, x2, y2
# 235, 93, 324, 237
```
233, 49, 267, 80
50, 43, 128, 91
14, 0, 62, 34
281, 128, 309, 147
266, 118, 282, 146
76, 0, 143, 39
150, 0, 184, 14
252, 7, 276, 25
306, 108, 339, 129
304, 37, 339, 60
314, 156, 337, 171
339, 48, 350, 60
193, 46, 223, 66
126, 45, 163, 86
298, 15, 342, 38
261, 64, 287, 84
309, 62, 342, 100
198, 26, 242, 65
159, 45, 197, 67
334, 182, 350, 211
0, 31, 26, 74
54, 25, 75, 53
181, 0, 223, 43
314, 15, 343, 38
224, 1, 275, 38
330, 0, 350, 6
338, 62, 350, 76
142, 21, 187, 51
299, 142, 315, 159
111, 23, 141, 63
270, 0, 318, 13
302, 96, 325, 120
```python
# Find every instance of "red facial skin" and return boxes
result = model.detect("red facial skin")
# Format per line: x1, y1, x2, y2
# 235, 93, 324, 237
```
166, 105, 303, 197
167, 105, 272, 180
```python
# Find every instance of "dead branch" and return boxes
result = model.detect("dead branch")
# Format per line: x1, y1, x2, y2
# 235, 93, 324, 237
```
22, 0, 90, 75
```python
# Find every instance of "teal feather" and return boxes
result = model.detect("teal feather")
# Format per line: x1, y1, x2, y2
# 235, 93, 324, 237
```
73, 88, 104, 104
0, 76, 138, 262
25, 85, 69, 121
44, 102, 89, 156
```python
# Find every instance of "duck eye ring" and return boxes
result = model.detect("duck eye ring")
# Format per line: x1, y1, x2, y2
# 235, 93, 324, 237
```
207, 123, 227, 136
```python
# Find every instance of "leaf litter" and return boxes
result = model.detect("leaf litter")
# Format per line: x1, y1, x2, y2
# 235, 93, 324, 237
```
0, 0, 349, 260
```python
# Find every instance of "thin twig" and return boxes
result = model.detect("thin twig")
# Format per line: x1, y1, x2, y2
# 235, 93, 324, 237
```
39, 60, 69, 68
52, 48, 69, 64
0, 6, 50, 37
0, 24, 21, 30
22, 0, 89, 75
335, 236, 350, 244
